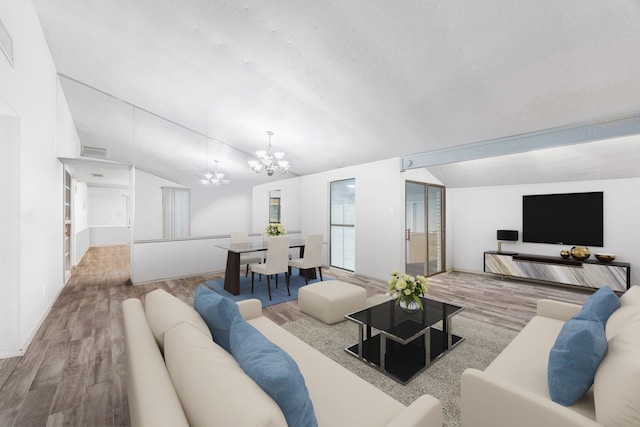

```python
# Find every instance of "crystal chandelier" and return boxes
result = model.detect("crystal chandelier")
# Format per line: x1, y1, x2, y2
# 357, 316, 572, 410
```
248, 131, 290, 176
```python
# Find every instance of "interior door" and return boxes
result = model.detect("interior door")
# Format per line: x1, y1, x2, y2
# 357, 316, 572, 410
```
405, 181, 445, 277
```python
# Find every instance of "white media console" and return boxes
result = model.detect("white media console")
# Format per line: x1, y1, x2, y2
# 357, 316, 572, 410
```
484, 251, 631, 292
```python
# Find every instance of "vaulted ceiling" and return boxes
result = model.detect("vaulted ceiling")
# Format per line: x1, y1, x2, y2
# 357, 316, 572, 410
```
34, 0, 640, 190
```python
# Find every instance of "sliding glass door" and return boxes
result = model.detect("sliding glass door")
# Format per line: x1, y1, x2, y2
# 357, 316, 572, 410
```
405, 181, 445, 277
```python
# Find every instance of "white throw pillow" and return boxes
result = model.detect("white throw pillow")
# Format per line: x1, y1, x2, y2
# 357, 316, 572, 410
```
594, 312, 640, 426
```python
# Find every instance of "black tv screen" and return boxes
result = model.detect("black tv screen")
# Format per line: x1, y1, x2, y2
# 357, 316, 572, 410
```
522, 192, 603, 247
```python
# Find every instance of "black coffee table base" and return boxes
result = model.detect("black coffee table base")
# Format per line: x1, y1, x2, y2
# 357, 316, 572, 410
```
345, 328, 464, 384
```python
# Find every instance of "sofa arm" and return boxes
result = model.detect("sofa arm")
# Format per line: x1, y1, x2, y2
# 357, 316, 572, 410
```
461, 369, 600, 427
536, 299, 582, 321
237, 299, 262, 320
385, 395, 443, 427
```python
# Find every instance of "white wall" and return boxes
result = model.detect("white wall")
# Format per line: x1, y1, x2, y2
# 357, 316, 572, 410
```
252, 177, 302, 234
191, 186, 253, 236
253, 158, 442, 282
134, 170, 185, 240
88, 186, 129, 245
0, 0, 81, 356
130, 171, 255, 283
448, 177, 640, 285
131, 238, 227, 283
0, 114, 21, 357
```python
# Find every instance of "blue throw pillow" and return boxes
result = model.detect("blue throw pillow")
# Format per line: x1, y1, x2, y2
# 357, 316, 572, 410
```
229, 317, 318, 427
548, 315, 608, 406
193, 285, 241, 352
577, 285, 621, 326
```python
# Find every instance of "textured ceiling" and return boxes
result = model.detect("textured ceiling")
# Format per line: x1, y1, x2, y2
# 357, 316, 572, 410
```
33, 0, 640, 189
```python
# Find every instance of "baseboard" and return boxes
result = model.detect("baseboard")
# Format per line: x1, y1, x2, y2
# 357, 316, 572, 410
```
13, 280, 67, 359
0, 348, 24, 359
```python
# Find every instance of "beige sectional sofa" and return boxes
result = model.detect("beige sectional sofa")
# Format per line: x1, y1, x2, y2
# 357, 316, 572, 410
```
123, 289, 443, 427
461, 285, 640, 427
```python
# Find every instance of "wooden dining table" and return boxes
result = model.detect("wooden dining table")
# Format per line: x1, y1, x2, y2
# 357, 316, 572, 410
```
215, 238, 308, 295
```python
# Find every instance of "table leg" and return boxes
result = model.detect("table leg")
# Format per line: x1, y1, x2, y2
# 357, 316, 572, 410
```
357, 324, 364, 359
424, 328, 432, 368
380, 334, 387, 371
223, 251, 241, 295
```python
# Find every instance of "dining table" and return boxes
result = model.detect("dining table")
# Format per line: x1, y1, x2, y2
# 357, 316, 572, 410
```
215, 238, 308, 295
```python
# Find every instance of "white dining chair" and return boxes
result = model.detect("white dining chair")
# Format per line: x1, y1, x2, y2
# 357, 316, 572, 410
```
230, 231, 262, 277
288, 234, 324, 285
250, 235, 290, 300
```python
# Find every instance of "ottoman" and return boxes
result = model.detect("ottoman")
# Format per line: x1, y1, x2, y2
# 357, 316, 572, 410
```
298, 281, 367, 324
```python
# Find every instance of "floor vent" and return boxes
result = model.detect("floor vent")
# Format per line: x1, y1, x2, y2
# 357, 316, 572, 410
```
81, 145, 108, 158
0, 18, 13, 66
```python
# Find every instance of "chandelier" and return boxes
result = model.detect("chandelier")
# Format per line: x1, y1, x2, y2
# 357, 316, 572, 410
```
200, 139, 229, 186
248, 131, 290, 176
200, 160, 229, 186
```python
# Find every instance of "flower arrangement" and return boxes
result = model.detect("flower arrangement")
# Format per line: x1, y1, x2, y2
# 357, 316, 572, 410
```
264, 223, 286, 237
386, 271, 429, 311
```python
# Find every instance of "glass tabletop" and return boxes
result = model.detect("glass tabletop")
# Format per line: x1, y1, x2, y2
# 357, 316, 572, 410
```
346, 297, 464, 341
215, 238, 306, 253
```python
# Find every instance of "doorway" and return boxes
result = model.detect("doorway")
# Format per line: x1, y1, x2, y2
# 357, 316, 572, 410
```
405, 181, 445, 277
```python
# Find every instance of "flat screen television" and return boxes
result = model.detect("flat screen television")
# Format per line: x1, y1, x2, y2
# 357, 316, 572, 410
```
522, 191, 603, 247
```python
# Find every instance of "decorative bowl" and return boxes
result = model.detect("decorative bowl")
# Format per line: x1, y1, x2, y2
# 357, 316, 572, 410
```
560, 250, 570, 259
595, 253, 616, 263
570, 246, 591, 261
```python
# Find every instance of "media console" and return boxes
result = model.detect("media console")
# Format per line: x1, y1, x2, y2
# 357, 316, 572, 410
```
484, 251, 631, 292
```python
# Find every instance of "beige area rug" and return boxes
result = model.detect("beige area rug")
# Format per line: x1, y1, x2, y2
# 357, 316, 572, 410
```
282, 296, 518, 427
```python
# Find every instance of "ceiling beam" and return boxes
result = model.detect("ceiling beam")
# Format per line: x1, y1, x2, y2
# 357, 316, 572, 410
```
400, 112, 640, 170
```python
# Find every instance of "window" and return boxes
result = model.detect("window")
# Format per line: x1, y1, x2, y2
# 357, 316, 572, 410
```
330, 179, 355, 271
162, 187, 190, 238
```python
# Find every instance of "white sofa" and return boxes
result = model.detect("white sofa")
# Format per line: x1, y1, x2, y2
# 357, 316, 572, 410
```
123, 289, 443, 427
461, 285, 640, 427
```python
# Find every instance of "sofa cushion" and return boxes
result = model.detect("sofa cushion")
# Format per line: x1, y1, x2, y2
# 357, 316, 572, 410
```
144, 288, 211, 351
593, 312, 640, 427
230, 317, 318, 427
193, 285, 241, 352
248, 316, 408, 426
606, 285, 640, 339
578, 285, 620, 326
164, 322, 287, 427
548, 314, 607, 406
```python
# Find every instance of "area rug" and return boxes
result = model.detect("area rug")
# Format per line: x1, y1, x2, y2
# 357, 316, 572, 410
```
281, 295, 518, 427
205, 269, 330, 307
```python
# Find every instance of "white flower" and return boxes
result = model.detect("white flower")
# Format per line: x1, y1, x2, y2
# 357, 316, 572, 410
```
264, 223, 286, 237
386, 271, 429, 309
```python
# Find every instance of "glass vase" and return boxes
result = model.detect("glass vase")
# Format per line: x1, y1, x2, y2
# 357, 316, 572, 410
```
398, 297, 421, 313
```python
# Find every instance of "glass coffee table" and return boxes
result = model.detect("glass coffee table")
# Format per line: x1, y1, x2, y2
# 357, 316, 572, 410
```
345, 296, 464, 384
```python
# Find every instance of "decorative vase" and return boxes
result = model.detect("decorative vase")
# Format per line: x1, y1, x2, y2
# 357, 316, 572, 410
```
398, 297, 421, 314
570, 246, 591, 261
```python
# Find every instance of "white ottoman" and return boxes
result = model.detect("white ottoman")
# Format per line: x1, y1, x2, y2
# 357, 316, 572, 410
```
298, 281, 367, 324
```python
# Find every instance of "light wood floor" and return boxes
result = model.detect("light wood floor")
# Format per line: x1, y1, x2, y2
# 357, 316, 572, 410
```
0, 245, 591, 427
